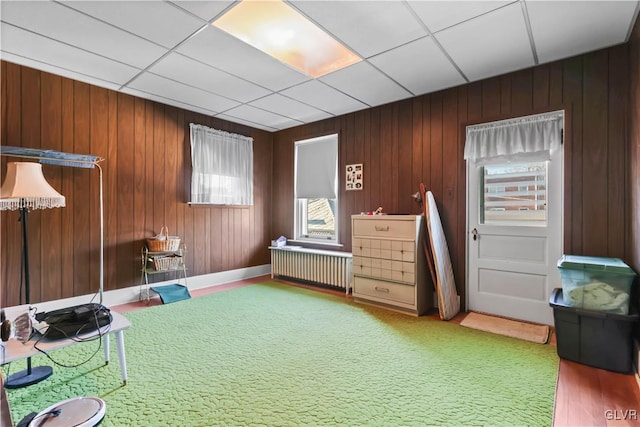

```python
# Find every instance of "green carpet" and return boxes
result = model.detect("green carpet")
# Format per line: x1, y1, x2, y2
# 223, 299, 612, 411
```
4, 282, 558, 426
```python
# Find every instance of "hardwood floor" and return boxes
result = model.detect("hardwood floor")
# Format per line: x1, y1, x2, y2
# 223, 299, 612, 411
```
3, 276, 635, 427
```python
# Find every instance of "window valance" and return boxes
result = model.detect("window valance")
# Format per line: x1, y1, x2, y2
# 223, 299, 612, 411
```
464, 111, 563, 164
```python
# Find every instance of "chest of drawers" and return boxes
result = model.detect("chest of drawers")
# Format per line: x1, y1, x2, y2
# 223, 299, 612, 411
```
351, 215, 432, 315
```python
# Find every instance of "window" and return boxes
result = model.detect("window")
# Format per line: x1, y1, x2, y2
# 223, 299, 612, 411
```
189, 124, 253, 205
294, 134, 338, 243
481, 161, 548, 225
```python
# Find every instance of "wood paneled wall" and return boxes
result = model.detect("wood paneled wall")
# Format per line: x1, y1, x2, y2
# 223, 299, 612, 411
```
0, 61, 273, 307
630, 17, 640, 275
273, 44, 631, 307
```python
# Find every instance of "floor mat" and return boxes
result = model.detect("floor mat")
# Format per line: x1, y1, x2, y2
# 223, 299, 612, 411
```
150, 284, 191, 304
460, 312, 551, 344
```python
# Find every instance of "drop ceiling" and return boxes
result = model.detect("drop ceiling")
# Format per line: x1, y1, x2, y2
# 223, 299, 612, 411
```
1, 0, 639, 132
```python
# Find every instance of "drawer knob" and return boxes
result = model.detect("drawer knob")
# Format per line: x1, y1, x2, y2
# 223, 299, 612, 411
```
375, 286, 390, 293
375, 226, 390, 232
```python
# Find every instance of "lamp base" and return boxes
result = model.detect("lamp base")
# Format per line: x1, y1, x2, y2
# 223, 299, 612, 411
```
4, 365, 53, 389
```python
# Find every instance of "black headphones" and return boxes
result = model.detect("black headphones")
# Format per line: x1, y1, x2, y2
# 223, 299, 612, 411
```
1, 309, 11, 342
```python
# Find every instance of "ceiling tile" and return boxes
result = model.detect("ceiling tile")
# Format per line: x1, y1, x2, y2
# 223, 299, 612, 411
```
127, 72, 239, 113
320, 61, 412, 107
280, 80, 368, 116
1, 23, 140, 86
223, 105, 303, 130
249, 94, 332, 123
0, 52, 122, 92
436, 3, 534, 82
526, 0, 640, 64
170, 1, 235, 22
408, 1, 513, 33
121, 86, 219, 117
61, 1, 206, 49
368, 36, 466, 96
290, 0, 426, 58
149, 52, 271, 103
177, 26, 310, 92
1, 1, 167, 69
215, 113, 279, 132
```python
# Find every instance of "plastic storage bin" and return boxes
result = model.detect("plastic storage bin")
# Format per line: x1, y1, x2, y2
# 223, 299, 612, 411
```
557, 255, 636, 314
550, 288, 639, 373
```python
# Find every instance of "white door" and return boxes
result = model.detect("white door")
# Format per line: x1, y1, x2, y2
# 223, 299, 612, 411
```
467, 150, 563, 325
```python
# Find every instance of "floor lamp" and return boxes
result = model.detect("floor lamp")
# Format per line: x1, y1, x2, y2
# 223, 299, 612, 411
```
0, 162, 65, 388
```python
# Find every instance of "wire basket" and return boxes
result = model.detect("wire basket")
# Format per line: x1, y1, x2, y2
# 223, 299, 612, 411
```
152, 255, 181, 271
146, 226, 181, 252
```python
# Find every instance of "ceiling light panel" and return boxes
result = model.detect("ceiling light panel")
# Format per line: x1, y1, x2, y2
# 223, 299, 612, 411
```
320, 61, 412, 107
408, 1, 513, 33
249, 93, 332, 123
369, 36, 466, 96
291, 0, 427, 59
213, 0, 361, 78
148, 53, 271, 103
1, 23, 139, 87
436, 3, 534, 82
178, 26, 310, 92
526, 0, 639, 64
61, 1, 206, 49
1, 1, 166, 69
280, 80, 368, 116
127, 72, 240, 113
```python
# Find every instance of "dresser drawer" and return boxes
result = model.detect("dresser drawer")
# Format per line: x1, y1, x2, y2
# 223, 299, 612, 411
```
352, 217, 416, 240
354, 276, 415, 305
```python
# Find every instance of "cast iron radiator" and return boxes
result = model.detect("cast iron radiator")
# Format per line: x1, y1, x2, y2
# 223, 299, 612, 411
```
269, 247, 352, 294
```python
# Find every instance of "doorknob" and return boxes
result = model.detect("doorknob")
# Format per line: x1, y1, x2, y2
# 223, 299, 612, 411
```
472, 228, 478, 241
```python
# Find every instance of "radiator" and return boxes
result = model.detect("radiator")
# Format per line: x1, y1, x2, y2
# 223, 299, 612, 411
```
270, 247, 353, 294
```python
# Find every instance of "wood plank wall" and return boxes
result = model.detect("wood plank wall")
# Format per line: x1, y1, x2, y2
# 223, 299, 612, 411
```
630, 17, 640, 276
273, 45, 631, 308
0, 61, 273, 307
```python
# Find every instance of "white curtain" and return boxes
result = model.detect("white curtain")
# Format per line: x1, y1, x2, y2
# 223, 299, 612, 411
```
295, 134, 338, 199
190, 123, 253, 205
464, 111, 563, 164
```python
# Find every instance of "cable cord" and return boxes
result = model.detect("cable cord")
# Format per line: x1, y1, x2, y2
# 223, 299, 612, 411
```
33, 310, 111, 369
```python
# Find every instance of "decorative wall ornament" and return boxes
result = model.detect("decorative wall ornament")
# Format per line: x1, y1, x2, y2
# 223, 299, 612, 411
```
346, 163, 363, 191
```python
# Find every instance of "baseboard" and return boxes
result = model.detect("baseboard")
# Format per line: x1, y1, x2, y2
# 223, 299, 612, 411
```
3, 264, 271, 317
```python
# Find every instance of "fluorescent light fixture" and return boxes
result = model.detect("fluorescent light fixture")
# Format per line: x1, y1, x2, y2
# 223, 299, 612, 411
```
213, 0, 361, 78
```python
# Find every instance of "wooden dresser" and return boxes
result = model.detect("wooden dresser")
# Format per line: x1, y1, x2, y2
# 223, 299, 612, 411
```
351, 214, 432, 315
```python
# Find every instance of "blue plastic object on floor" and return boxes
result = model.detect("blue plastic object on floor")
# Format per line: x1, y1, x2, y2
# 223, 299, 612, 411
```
150, 284, 191, 304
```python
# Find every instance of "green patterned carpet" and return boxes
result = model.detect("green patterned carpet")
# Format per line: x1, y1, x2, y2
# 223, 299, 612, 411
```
4, 282, 558, 426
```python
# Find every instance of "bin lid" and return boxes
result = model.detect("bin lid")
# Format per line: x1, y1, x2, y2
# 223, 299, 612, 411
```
557, 255, 636, 276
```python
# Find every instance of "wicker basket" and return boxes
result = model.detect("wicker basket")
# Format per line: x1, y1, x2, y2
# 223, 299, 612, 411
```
152, 255, 181, 271
147, 226, 181, 252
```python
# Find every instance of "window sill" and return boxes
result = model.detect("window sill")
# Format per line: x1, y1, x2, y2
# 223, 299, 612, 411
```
188, 203, 250, 208
287, 240, 343, 248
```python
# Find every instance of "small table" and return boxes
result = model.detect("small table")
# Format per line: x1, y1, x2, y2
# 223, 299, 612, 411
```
1, 310, 131, 385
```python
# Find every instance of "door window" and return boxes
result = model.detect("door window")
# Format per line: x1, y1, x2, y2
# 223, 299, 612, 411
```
481, 161, 547, 226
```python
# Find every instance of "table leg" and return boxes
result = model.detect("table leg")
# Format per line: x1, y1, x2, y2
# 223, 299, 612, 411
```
103, 335, 110, 365
115, 331, 128, 385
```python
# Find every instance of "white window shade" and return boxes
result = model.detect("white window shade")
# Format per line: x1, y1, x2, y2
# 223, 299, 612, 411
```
464, 111, 563, 165
190, 124, 253, 205
295, 135, 337, 199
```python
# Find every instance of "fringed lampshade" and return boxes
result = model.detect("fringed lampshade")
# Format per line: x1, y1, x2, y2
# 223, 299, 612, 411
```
0, 162, 65, 210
